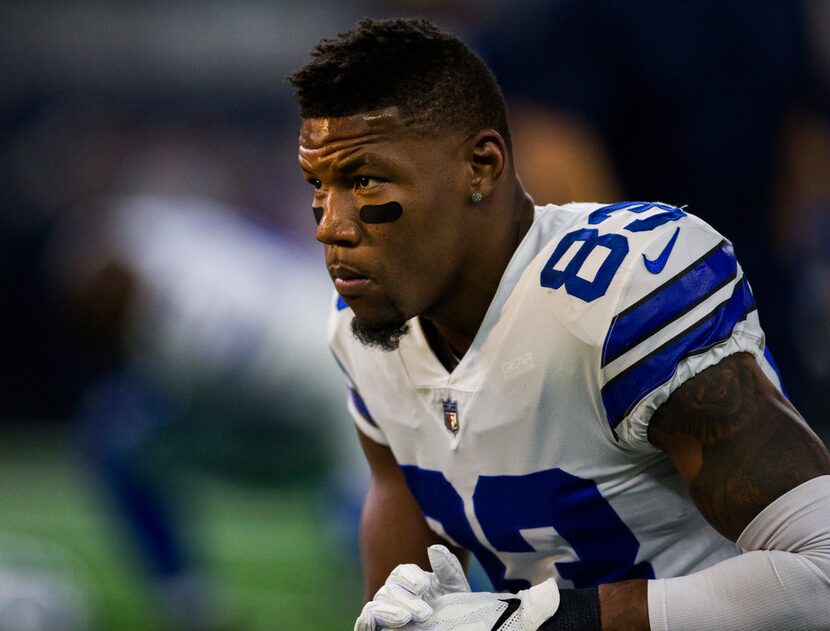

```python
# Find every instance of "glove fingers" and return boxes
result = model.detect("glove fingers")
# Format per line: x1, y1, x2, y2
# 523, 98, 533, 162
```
375, 585, 434, 623
427, 545, 471, 593
386, 563, 433, 597
356, 599, 411, 628
522, 578, 561, 628
354, 604, 377, 631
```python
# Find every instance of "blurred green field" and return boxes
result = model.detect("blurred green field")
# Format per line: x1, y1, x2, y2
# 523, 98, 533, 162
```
0, 424, 362, 630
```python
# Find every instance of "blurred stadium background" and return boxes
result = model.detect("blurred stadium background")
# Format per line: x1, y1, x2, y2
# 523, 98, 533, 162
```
0, 1, 828, 629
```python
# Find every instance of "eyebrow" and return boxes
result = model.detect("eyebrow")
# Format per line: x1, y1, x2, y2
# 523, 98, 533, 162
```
337, 153, 392, 175
301, 152, 392, 174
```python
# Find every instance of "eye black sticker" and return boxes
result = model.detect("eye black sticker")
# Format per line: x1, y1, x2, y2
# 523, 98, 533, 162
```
312, 201, 404, 226
359, 201, 403, 224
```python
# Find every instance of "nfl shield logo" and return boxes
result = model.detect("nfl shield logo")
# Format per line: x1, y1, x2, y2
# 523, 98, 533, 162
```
442, 399, 459, 434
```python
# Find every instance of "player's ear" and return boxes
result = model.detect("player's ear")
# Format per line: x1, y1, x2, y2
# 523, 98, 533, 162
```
468, 129, 507, 201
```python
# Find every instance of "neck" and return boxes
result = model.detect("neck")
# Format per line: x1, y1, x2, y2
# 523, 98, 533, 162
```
426, 188, 535, 355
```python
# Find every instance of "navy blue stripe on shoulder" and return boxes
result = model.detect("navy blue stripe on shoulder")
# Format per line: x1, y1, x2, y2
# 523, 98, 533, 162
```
330, 350, 352, 383
601, 277, 756, 429
350, 387, 377, 427
602, 240, 736, 367
763, 345, 787, 395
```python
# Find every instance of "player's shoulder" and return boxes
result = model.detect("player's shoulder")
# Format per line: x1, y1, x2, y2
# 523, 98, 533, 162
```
327, 291, 364, 388
526, 201, 737, 337
528, 201, 759, 443
327, 292, 353, 347
326, 291, 392, 369
534, 200, 729, 292
537, 200, 718, 246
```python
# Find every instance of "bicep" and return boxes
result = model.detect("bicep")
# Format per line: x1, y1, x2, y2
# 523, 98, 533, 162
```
356, 429, 466, 600
647, 352, 830, 540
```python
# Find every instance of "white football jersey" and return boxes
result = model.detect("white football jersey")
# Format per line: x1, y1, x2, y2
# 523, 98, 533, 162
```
329, 202, 784, 591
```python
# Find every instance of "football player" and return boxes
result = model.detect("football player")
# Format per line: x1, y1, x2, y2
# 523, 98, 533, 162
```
49, 194, 362, 629
289, 18, 830, 631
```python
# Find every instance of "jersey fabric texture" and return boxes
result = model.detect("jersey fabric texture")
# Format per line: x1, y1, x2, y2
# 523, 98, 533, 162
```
329, 201, 783, 592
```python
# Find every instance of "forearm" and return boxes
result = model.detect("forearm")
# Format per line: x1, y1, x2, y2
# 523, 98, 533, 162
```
597, 551, 830, 631
597, 580, 648, 631
551, 553, 830, 631
530, 581, 646, 630
648, 548, 830, 630
359, 477, 448, 600
544, 476, 830, 630
356, 429, 452, 600
647, 475, 830, 631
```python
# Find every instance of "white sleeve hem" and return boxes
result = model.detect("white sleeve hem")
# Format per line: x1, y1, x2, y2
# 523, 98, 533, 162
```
349, 399, 389, 446
616, 323, 764, 451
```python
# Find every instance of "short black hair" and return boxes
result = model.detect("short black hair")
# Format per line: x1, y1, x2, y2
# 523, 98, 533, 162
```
288, 18, 511, 149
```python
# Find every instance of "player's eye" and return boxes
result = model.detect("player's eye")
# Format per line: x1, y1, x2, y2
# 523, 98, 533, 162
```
355, 176, 382, 189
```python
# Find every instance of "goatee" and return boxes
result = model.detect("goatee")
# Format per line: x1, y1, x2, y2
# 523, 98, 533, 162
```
351, 317, 409, 352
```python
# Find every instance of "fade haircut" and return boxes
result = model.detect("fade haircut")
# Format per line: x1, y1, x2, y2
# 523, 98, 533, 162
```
288, 18, 512, 150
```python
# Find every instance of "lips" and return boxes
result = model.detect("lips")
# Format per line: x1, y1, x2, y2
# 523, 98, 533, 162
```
331, 265, 365, 281
330, 264, 372, 297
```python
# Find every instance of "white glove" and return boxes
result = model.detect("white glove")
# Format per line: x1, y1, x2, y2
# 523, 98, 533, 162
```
354, 545, 472, 631
398, 578, 561, 631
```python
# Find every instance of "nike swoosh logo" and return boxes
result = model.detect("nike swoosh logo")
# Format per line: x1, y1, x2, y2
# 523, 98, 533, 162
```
642, 226, 681, 274
490, 598, 521, 630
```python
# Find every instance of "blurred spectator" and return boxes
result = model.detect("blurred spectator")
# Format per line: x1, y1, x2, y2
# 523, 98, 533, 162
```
479, 0, 830, 429
46, 194, 365, 629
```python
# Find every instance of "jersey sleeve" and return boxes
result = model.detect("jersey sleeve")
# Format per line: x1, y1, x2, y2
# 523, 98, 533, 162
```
327, 293, 389, 446
596, 208, 782, 451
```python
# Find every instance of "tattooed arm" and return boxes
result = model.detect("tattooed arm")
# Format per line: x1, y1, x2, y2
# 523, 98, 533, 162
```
597, 352, 830, 630
647, 352, 830, 540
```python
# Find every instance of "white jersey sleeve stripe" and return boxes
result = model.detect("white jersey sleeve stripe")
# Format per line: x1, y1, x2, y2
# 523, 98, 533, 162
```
601, 276, 757, 428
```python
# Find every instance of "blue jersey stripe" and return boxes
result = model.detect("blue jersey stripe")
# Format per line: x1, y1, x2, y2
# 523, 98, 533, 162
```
331, 351, 353, 384
763, 345, 787, 395
350, 387, 377, 427
601, 277, 756, 429
602, 240, 737, 367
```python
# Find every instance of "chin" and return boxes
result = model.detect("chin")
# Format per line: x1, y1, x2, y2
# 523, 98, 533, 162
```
350, 316, 410, 352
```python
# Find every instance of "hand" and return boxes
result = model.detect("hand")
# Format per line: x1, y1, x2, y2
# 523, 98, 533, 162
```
354, 545, 472, 631
398, 578, 560, 631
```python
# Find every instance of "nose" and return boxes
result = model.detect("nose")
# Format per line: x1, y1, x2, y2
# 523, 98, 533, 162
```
315, 192, 361, 247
